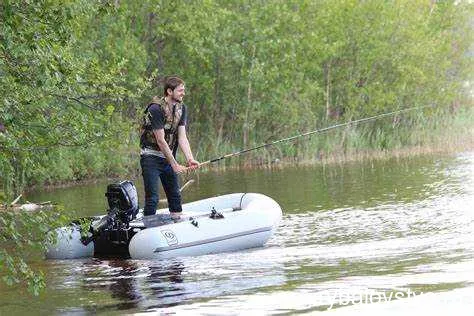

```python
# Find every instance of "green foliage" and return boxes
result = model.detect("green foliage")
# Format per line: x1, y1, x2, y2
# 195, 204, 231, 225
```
1, 0, 472, 196
0, 205, 70, 295
0, 0, 148, 197
77, 217, 93, 239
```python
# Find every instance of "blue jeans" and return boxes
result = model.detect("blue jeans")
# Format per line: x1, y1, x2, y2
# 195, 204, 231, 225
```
140, 155, 182, 216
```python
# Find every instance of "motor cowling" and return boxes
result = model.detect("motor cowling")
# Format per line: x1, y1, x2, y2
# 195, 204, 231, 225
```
81, 180, 139, 248
105, 180, 139, 223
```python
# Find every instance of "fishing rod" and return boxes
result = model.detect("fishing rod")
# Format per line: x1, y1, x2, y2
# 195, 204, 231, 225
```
199, 105, 430, 167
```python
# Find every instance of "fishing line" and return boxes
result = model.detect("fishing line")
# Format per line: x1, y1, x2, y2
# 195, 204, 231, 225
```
199, 105, 432, 166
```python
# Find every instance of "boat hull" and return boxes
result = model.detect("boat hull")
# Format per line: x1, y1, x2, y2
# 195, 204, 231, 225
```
45, 226, 94, 259
45, 193, 282, 260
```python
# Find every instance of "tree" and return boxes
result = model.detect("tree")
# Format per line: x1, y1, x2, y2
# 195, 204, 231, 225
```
1, 0, 148, 294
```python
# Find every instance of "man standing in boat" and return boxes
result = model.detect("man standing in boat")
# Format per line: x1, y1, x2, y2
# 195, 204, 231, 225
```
140, 76, 199, 223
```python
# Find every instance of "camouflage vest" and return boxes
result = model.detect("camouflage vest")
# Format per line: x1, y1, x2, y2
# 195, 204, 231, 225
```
141, 96, 183, 152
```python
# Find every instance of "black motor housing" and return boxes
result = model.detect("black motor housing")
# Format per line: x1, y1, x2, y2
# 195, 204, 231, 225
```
94, 226, 136, 258
105, 180, 139, 222
87, 180, 141, 258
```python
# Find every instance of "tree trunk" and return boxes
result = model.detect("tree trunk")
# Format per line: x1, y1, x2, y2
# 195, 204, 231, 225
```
243, 45, 257, 150
325, 60, 331, 121
214, 55, 223, 148
156, 39, 165, 75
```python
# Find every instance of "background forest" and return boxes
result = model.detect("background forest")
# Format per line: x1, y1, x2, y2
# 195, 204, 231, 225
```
1, 0, 473, 199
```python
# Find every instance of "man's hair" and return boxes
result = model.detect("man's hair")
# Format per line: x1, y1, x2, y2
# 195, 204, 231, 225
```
163, 76, 185, 96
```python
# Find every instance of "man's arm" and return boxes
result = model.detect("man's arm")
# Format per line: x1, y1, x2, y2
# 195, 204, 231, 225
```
178, 125, 199, 169
153, 129, 187, 173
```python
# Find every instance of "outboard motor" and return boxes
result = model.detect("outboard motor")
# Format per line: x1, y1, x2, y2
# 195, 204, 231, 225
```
82, 181, 140, 257
105, 180, 139, 223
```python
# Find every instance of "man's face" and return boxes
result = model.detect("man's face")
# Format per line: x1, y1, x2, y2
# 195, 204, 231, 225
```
170, 84, 185, 103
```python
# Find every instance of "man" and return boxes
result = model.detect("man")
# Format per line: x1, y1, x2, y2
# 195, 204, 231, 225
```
140, 76, 199, 223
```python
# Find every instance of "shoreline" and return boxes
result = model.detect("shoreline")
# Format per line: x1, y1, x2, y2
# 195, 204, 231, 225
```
25, 132, 474, 193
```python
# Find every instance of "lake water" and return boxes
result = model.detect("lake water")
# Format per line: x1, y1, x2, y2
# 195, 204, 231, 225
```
1, 151, 473, 315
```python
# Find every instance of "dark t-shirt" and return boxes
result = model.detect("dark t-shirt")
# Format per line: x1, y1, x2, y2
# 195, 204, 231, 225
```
140, 103, 187, 155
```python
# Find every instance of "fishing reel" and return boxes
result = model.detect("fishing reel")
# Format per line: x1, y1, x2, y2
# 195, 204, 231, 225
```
82, 180, 139, 245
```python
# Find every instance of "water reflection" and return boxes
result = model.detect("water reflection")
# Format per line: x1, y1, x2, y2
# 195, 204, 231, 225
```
48, 251, 288, 314
73, 259, 189, 312
85, 260, 143, 310
142, 261, 187, 309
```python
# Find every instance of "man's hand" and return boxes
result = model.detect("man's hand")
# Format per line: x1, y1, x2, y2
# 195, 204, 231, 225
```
172, 163, 188, 174
187, 159, 200, 170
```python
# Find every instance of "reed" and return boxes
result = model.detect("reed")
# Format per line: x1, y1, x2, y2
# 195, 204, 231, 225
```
197, 105, 474, 169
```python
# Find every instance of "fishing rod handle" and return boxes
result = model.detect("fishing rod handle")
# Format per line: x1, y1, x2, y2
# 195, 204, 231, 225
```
199, 160, 212, 167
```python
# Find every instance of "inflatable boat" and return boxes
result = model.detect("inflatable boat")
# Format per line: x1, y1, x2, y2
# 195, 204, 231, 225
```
45, 181, 282, 260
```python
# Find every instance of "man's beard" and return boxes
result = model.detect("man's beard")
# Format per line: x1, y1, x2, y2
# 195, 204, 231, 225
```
172, 95, 183, 103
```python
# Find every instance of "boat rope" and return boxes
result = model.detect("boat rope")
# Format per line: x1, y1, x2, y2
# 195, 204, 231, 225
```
199, 105, 432, 167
